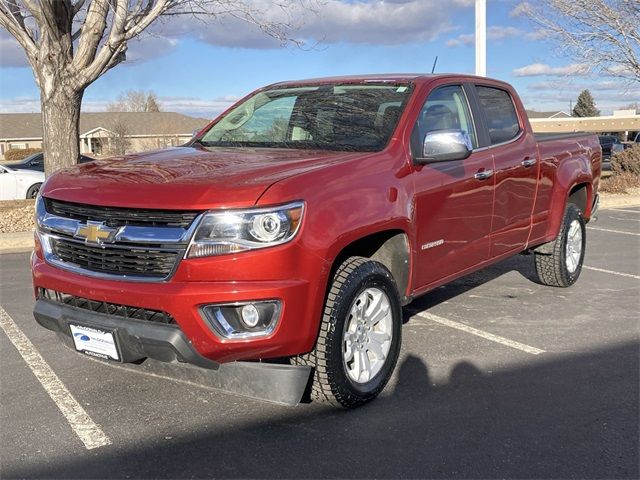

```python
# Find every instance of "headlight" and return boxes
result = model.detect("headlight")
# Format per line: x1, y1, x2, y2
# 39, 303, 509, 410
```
187, 201, 304, 258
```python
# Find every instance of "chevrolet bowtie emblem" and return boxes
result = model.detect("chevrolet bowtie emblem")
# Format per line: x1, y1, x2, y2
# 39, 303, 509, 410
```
75, 221, 117, 245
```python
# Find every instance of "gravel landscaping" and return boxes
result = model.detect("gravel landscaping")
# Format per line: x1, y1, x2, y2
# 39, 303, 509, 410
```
0, 200, 35, 233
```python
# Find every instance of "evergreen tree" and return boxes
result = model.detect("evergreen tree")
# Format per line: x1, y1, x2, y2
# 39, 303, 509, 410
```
145, 94, 161, 113
572, 90, 600, 117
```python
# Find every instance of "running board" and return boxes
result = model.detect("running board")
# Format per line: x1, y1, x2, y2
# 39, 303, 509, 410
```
114, 357, 312, 406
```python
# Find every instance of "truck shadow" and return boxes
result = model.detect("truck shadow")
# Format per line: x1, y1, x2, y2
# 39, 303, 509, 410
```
8, 342, 639, 479
402, 253, 540, 322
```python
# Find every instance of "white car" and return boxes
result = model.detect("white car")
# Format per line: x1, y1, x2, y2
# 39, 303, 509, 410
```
0, 164, 45, 200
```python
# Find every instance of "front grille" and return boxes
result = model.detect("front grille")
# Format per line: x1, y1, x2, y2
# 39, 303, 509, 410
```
45, 198, 200, 228
51, 238, 178, 278
38, 288, 176, 325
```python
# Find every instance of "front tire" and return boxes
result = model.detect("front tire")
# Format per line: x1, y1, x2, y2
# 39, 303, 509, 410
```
294, 257, 402, 408
534, 203, 586, 287
26, 183, 42, 199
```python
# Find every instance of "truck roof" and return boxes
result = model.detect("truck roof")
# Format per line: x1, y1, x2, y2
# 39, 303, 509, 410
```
267, 73, 501, 88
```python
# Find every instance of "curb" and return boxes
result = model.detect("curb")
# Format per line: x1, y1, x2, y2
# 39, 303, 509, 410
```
0, 231, 34, 254
599, 195, 640, 209
1, 195, 639, 254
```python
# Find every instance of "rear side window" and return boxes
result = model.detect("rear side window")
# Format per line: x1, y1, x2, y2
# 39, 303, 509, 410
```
476, 86, 520, 145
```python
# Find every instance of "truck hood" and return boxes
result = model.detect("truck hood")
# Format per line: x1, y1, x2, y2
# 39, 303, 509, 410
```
42, 146, 362, 210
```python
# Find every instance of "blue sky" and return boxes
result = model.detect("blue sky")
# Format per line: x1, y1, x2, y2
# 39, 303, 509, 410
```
0, 0, 638, 118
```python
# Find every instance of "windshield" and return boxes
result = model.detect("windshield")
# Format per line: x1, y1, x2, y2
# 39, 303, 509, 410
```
198, 83, 413, 152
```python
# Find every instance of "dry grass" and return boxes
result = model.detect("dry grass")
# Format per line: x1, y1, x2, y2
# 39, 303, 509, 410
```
599, 172, 640, 194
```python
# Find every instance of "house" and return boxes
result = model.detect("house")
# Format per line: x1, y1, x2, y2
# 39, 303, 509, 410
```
0, 112, 209, 159
525, 110, 572, 119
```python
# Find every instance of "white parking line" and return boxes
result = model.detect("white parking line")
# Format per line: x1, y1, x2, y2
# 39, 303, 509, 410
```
610, 216, 640, 223
587, 226, 640, 236
608, 208, 640, 214
0, 306, 111, 450
414, 312, 546, 355
583, 266, 640, 280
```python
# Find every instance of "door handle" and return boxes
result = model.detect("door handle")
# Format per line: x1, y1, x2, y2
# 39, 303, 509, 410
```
474, 169, 494, 180
521, 158, 537, 168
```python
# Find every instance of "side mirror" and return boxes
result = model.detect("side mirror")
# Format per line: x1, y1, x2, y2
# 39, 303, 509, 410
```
415, 129, 473, 164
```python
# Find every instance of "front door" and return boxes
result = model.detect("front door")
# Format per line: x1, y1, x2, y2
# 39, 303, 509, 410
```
411, 84, 495, 290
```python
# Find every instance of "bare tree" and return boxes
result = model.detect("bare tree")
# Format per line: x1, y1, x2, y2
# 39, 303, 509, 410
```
106, 119, 131, 156
107, 90, 162, 112
520, 0, 640, 83
0, 1, 315, 175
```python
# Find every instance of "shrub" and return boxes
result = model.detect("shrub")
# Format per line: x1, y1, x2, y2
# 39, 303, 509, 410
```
599, 172, 640, 194
3, 147, 42, 162
611, 144, 640, 176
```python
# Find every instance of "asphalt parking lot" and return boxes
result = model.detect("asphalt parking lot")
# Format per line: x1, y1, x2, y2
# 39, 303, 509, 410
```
1, 207, 638, 479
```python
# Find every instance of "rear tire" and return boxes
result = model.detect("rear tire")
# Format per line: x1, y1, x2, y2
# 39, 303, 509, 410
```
293, 256, 402, 408
534, 203, 586, 287
26, 183, 42, 199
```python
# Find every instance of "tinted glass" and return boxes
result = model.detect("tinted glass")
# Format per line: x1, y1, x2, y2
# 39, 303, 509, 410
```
413, 85, 477, 150
200, 84, 413, 152
476, 86, 520, 145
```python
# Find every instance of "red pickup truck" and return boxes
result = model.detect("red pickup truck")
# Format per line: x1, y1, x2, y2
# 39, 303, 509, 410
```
32, 74, 601, 407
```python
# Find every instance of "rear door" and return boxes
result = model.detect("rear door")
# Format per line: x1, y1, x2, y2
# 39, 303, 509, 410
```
411, 84, 495, 290
473, 85, 538, 257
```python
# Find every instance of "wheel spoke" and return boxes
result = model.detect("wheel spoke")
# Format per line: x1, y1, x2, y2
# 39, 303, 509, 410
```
365, 290, 383, 319
368, 330, 390, 345
367, 336, 386, 359
344, 341, 356, 363
358, 350, 371, 382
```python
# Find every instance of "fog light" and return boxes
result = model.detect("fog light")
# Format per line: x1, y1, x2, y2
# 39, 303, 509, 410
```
200, 300, 281, 340
241, 304, 260, 328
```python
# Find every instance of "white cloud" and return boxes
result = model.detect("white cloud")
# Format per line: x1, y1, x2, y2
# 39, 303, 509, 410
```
1, 0, 475, 68
513, 63, 590, 77
446, 25, 527, 47
0, 95, 238, 118
520, 77, 640, 114
509, 2, 531, 18
177, 0, 467, 48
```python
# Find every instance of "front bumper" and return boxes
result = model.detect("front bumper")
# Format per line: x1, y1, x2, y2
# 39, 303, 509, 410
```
34, 298, 219, 369
32, 248, 329, 364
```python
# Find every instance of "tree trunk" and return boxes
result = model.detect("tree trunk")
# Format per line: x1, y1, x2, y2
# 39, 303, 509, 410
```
41, 86, 84, 177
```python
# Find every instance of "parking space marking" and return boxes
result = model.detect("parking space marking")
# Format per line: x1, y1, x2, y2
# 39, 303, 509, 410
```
414, 312, 546, 355
583, 266, 640, 280
0, 306, 111, 450
610, 216, 640, 222
608, 208, 640, 214
587, 226, 640, 236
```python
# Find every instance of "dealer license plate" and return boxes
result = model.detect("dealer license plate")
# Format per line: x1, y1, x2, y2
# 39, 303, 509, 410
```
70, 324, 120, 361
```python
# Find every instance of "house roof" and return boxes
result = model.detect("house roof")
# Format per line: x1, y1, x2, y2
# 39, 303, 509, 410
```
525, 110, 571, 119
0, 112, 210, 140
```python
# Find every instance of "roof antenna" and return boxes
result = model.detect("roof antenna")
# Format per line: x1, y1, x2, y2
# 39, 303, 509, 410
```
431, 56, 439, 74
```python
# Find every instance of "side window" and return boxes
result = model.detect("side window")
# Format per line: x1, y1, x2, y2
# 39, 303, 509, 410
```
476, 86, 520, 145
413, 85, 477, 153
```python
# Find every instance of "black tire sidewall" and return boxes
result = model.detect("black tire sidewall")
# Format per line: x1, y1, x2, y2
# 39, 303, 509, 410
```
559, 204, 586, 285
326, 262, 402, 399
26, 183, 41, 199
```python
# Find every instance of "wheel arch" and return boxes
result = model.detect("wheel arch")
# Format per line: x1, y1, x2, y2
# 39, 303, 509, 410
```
329, 229, 411, 305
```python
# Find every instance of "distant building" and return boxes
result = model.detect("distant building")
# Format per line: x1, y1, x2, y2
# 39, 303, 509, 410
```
0, 112, 209, 160
612, 109, 639, 117
525, 110, 572, 119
